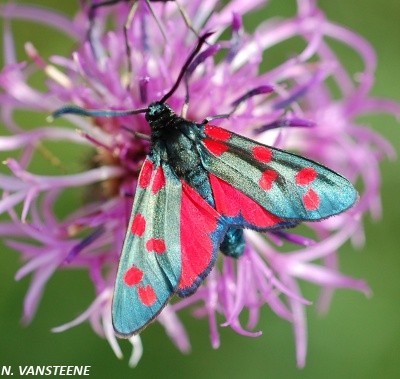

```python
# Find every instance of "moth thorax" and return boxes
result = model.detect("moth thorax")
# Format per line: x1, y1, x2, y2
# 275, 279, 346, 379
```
145, 102, 176, 130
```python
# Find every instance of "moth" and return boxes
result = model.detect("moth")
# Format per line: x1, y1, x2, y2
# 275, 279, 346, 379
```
53, 33, 357, 337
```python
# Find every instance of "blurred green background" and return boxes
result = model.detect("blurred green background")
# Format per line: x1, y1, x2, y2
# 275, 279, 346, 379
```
0, 1, 399, 378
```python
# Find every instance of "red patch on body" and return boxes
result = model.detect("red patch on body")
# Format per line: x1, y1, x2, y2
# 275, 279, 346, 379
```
146, 238, 166, 254
139, 159, 154, 189
131, 213, 146, 236
209, 174, 283, 228
138, 285, 157, 306
203, 139, 229, 156
303, 188, 320, 211
259, 170, 278, 191
152, 166, 166, 194
178, 183, 219, 291
204, 125, 232, 140
124, 266, 143, 286
252, 146, 273, 163
296, 167, 317, 185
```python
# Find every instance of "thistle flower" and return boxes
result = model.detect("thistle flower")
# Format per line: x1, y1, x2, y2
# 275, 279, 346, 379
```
0, 0, 398, 368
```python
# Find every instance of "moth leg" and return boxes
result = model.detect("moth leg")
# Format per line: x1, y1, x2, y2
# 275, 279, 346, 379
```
201, 113, 231, 124
121, 125, 151, 140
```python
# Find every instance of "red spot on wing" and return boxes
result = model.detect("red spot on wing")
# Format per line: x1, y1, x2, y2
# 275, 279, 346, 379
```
178, 183, 219, 291
252, 146, 273, 163
131, 213, 146, 236
204, 125, 232, 140
296, 167, 317, 185
259, 170, 278, 191
209, 174, 283, 228
139, 159, 154, 189
152, 166, 166, 194
303, 188, 320, 211
138, 285, 157, 306
124, 266, 143, 286
146, 238, 166, 254
203, 139, 229, 156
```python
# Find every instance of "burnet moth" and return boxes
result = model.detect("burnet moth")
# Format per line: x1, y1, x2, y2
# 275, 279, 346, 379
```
52, 32, 358, 337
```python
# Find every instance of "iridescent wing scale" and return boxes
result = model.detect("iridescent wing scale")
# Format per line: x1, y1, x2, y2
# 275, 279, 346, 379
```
199, 124, 357, 221
112, 158, 182, 336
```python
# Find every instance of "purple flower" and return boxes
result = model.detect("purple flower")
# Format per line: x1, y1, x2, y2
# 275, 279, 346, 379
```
0, 0, 399, 368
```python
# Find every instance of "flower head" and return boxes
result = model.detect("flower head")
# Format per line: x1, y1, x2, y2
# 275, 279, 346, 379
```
1, 0, 398, 367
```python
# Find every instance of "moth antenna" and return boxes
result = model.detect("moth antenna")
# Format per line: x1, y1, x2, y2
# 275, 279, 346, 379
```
159, 31, 214, 104
49, 105, 147, 120
53, 17, 212, 120
88, 0, 201, 92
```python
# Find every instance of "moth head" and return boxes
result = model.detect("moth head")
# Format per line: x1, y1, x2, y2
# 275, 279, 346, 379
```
145, 102, 174, 129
